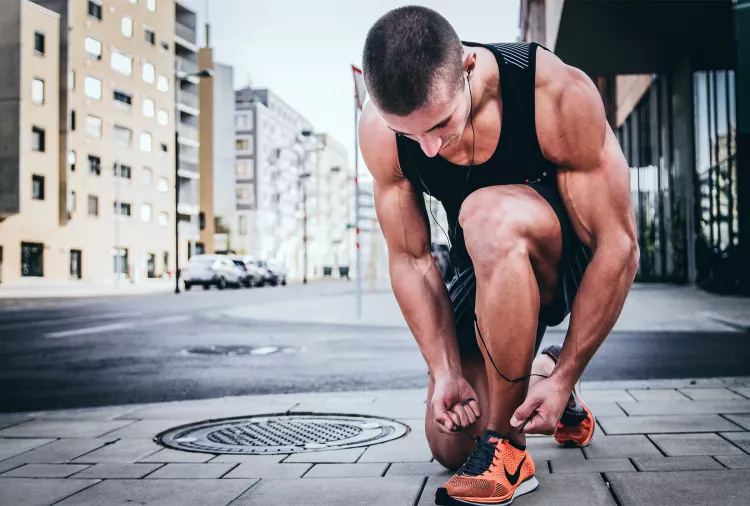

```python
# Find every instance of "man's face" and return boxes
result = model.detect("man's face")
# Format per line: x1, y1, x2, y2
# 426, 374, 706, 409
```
379, 78, 469, 158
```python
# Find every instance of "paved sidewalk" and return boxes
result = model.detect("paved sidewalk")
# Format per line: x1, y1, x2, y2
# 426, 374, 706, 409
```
1, 377, 750, 505
0, 279, 175, 300
222, 282, 750, 332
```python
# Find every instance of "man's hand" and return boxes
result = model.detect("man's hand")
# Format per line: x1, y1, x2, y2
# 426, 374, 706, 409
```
509, 376, 569, 435
431, 376, 482, 436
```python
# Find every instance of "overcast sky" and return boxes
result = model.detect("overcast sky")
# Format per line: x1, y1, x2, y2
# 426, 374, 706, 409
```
181, 0, 520, 167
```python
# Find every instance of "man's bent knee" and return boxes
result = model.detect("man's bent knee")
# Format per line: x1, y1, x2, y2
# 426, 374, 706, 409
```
427, 431, 472, 471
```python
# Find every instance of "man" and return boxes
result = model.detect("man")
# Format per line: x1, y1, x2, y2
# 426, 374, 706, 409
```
359, 6, 638, 506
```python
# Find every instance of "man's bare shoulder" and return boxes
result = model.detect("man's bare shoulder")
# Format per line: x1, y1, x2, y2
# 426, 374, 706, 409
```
534, 48, 606, 169
359, 102, 403, 185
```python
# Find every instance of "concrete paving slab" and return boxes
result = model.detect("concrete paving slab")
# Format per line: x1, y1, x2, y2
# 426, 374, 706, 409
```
146, 463, 237, 479
731, 387, 750, 399
617, 399, 750, 416
550, 458, 634, 474
720, 431, 750, 452
582, 435, 663, 459
230, 476, 423, 506
0, 463, 90, 478
54, 478, 258, 506
650, 433, 746, 456
70, 463, 164, 479
283, 448, 365, 463
584, 401, 627, 417
0, 420, 134, 438
208, 454, 288, 463
24, 406, 138, 420
358, 432, 433, 463
598, 414, 740, 434
138, 448, 215, 463
0, 438, 55, 461
0, 462, 24, 474
222, 462, 312, 479
679, 387, 745, 400
2, 438, 111, 464
0, 414, 32, 430
304, 463, 388, 478
526, 437, 586, 462
71, 439, 162, 463
291, 401, 427, 419
0, 478, 99, 506
632, 456, 724, 471
577, 389, 635, 402
607, 470, 750, 506
123, 402, 296, 420
714, 455, 750, 469
725, 414, 750, 430
386, 462, 452, 477
627, 389, 691, 402
98, 419, 195, 439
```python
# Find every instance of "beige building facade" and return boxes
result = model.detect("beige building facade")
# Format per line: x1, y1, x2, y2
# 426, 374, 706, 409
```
0, 0, 191, 284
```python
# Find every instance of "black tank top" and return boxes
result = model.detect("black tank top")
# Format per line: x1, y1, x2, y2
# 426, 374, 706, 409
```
395, 41, 557, 268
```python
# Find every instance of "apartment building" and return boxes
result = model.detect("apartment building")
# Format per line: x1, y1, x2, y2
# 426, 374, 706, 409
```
0, 0, 180, 284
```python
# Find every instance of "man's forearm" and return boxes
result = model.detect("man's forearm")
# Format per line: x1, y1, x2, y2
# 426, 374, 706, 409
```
551, 240, 639, 390
390, 254, 462, 379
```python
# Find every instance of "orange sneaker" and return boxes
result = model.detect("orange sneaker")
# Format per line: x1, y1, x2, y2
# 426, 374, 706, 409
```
541, 345, 596, 448
435, 430, 538, 505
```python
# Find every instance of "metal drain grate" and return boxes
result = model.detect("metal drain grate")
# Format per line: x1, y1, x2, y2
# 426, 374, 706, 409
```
156, 414, 409, 454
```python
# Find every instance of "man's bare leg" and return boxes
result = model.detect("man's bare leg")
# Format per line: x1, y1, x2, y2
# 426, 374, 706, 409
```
460, 186, 563, 445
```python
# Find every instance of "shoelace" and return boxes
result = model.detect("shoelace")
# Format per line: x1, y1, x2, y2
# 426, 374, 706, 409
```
457, 437, 500, 476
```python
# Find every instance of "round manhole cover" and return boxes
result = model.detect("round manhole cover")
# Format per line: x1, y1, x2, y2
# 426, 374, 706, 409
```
156, 414, 410, 454
181, 345, 294, 356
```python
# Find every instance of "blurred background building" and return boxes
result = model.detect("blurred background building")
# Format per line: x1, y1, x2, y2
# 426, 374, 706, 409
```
520, 0, 749, 295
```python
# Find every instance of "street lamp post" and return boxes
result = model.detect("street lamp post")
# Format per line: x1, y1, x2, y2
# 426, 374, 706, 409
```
174, 68, 213, 294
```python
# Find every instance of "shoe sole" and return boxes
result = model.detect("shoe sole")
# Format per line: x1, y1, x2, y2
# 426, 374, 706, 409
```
435, 476, 539, 505
555, 383, 596, 448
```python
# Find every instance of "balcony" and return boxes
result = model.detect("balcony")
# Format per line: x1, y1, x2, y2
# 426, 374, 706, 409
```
178, 160, 199, 175
179, 144, 198, 163
178, 123, 198, 142
178, 89, 198, 109
176, 56, 198, 76
175, 22, 197, 45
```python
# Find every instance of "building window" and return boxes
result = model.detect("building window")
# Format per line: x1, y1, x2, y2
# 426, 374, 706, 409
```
32, 175, 45, 200
68, 69, 75, 90
68, 150, 76, 172
32, 126, 45, 152
114, 202, 131, 217
70, 249, 82, 279
141, 204, 152, 222
71, 110, 76, 131
159, 212, 168, 226
122, 17, 133, 38
86, 115, 102, 138
158, 177, 169, 192
157, 75, 168, 92
67, 191, 76, 219
88, 0, 103, 20
113, 90, 132, 107
147, 0, 156, 12
160, 41, 169, 52
88, 155, 101, 175
85, 37, 102, 60
142, 167, 153, 186
238, 215, 247, 236
111, 51, 133, 76
21, 242, 44, 277
142, 62, 155, 83
160, 143, 168, 152
113, 248, 128, 275
88, 195, 99, 216
142, 97, 155, 117
33, 31, 45, 55
236, 160, 254, 178
114, 125, 132, 147
84, 76, 101, 100
140, 132, 152, 152
31, 78, 44, 104
145, 28, 155, 45
114, 163, 131, 179
157, 109, 168, 126
236, 139, 249, 151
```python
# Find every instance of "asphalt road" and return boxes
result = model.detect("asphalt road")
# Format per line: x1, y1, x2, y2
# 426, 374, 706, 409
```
1, 282, 749, 413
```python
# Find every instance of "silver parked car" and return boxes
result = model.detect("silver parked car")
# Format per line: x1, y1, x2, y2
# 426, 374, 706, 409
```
229, 255, 262, 288
182, 254, 242, 290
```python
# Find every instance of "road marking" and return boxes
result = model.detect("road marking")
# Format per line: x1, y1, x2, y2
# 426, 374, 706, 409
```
45, 322, 133, 338
44, 315, 192, 338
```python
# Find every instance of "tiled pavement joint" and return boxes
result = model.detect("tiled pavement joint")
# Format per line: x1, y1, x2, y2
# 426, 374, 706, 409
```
412, 476, 428, 506
716, 431, 750, 455
601, 472, 624, 506
645, 434, 669, 457
381, 463, 392, 477
718, 413, 750, 432
712, 455, 729, 469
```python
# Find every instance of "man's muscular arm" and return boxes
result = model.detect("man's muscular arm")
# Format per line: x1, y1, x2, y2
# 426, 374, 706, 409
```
360, 103, 481, 435
512, 52, 639, 433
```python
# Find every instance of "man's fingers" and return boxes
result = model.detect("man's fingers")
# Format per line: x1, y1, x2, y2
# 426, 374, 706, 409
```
451, 404, 472, 428
466, 399, 481, 420
446, 410, 461, 431
519, 413, 555, 435
510, 396, 540, 429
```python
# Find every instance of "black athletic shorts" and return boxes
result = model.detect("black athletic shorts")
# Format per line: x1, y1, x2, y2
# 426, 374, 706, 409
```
447, 183, 593, 357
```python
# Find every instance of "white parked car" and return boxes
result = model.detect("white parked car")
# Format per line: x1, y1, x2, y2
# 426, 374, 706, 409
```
181, 254, 242, 290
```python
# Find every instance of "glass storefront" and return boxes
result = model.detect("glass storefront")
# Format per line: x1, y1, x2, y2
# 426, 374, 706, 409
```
692, 70, 740, 293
